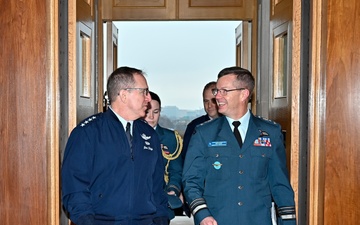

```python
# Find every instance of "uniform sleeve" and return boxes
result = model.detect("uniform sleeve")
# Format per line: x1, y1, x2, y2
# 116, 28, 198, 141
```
182, 128, 212, 224
166, 131, 183, 195
152, 137, 169, 219
268, 126, 296, 225
61, 127, 95, 225
181, 124, 193, 160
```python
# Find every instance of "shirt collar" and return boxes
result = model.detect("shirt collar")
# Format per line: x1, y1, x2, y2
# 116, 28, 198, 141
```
108, 106, 133, 130
226, 109, 251, 130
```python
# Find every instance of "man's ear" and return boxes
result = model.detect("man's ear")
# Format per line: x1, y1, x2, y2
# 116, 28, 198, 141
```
242, 89, 251, 102
119, 89, 127, 103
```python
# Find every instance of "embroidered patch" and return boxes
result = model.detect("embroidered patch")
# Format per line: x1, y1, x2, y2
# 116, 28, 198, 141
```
141, 133, 151, 140
144, 146, 153, 151
212, 161, 222, 170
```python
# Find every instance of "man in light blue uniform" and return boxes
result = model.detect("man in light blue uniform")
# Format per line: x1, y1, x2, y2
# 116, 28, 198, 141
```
61, 67, 168, 225
144, 91, 184, 222
183, 66, 296, 225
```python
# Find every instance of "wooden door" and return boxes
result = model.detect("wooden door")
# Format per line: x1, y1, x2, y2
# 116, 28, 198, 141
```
235, 21, 254, 110
76, 0, 97, 123
269, 0, 292, 171
309, 0, 360, 224
235, 21, 252, 71
0, 0, 59, 224
106, 22, 119, 79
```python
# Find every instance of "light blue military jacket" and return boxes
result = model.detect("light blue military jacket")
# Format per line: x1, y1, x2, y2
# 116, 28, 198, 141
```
182, 113, 296, 225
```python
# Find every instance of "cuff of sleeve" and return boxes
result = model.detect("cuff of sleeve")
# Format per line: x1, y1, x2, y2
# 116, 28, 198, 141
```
153, 216, 169, 225
278, 206, 296, 225
189, 198, 211, 224
193, 208, 212, 225
280, 219, 297, 225
75, 214, 95, 225
166, 184, 181, 196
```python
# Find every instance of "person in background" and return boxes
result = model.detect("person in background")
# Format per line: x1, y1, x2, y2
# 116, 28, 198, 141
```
182, 66, 296, 225
182, 81, 220, 160
144, 91, 184, 223
61, 66, 168, 225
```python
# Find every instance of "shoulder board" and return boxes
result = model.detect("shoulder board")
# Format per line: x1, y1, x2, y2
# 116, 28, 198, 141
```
256, 115, 278, 125
79, 115, 98, 127
198, 119, 212, 127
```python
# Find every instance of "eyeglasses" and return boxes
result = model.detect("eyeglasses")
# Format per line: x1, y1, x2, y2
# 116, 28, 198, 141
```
212, 88, 245, 96
123, 88, 149, 96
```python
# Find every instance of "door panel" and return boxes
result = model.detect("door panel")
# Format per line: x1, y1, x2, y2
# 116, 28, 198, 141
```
102, 0, 176, 20
235, 21, 252, 71
235, 21, 254, 109
76, 0, 97, 123
322, 0, 360, 224
269, 0, 292, 171
178, 0, 254, 20
106, 22, 118, 78
102, 0, 254, 20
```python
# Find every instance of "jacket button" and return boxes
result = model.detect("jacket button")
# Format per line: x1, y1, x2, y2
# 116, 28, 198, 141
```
239, 154, 244, 158
238, 202, 243, 206
238, 185, 243, 190
239, 170, 244, 174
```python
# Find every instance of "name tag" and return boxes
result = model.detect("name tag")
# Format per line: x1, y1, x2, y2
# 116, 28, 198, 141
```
208, 141, 227, 147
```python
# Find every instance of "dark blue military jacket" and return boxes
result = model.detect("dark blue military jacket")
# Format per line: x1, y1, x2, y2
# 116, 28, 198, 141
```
182, 114, 210, 160
61, 110, 168, 225
182, 113, 296, 225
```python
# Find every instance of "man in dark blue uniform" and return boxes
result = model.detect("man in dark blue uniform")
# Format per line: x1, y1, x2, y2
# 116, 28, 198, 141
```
61, 67, 168, 225
182, 66, 296, 225
144, 91, 184, 223
182, 81, 220, 160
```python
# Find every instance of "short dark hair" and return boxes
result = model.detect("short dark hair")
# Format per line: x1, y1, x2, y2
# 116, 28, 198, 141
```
107, 66, 144, 103
203, 81, 217, 95
218, 66, 255, 94
149, 91, 161, 107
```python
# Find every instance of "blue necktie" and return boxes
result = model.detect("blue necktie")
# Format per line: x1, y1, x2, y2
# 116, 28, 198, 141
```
125, 122, 132, 148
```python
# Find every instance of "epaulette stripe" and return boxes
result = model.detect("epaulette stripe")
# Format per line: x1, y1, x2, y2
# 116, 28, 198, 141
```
192, 204, 207, 215
278, 206, 296, 220
278, 206, 295, 213
190, 198, 207, 215
281, 214, 296, 220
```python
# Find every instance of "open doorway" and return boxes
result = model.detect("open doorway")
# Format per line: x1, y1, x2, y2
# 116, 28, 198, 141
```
104, 21, 241, 136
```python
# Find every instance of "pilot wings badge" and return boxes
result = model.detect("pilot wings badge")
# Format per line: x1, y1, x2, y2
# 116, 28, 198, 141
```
141, 133, 151, 140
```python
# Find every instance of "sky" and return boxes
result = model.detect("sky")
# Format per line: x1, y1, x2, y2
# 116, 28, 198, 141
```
113, 21, 241, 110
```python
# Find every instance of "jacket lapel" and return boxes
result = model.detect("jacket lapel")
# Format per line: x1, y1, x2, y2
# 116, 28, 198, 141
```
242, 114, 262, 150
217, 117, 240, 149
